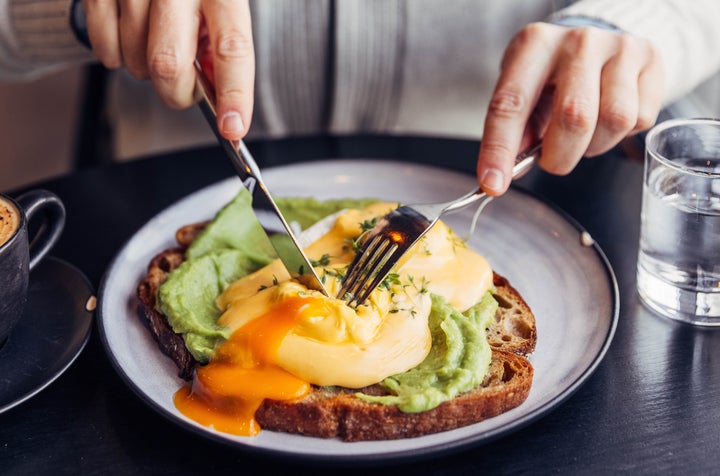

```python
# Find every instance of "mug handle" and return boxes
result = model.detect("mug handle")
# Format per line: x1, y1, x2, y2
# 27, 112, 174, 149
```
15, 190, 66, 270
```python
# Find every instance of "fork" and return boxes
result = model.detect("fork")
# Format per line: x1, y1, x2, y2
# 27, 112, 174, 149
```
338, 142, 542, 307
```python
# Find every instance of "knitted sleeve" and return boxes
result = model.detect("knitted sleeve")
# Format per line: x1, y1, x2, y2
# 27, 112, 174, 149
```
0, 0, 92, 80
552, 0, 720, 105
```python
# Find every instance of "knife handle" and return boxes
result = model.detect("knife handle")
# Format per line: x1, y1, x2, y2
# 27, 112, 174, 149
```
193, 60, 264, 182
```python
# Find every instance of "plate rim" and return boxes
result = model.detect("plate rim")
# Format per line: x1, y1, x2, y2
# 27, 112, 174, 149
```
97, 159, 619, 463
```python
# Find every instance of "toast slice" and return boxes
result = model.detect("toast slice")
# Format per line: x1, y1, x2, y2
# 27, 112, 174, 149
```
254, 349, 532, 441
136, 221, 537, 440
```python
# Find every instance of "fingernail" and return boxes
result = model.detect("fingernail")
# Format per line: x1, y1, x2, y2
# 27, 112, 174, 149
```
220, 112, 244, 136
480, 168, 505, 192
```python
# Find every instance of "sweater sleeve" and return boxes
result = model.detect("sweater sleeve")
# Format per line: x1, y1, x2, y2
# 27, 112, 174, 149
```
552, 0, 720, 105
0, 0, 92, 80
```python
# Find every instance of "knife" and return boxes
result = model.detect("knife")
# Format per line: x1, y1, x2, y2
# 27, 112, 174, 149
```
193, 60, 330, 296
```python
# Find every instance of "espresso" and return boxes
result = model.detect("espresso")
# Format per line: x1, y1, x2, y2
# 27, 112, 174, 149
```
0, 196, 20, 248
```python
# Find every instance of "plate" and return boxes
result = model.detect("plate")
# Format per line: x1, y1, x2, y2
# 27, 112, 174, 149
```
0, 256, 94, 414
97, 160, 618, 462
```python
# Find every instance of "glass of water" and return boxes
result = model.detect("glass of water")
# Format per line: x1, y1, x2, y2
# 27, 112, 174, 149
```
637, 118, 720, 325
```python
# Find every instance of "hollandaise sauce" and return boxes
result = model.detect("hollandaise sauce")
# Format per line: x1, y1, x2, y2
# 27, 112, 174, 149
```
174, 296, 313, 436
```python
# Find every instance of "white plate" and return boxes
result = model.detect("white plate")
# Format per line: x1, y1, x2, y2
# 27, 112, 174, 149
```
98, 160, 618, 462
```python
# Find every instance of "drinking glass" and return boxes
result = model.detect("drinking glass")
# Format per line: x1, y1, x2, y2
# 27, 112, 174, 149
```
637, 118, 720, 325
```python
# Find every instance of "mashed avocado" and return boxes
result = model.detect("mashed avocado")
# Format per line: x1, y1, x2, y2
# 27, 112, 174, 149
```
156, 189, 497, 413
273, 196, 379, 230
356, 292, 497, 412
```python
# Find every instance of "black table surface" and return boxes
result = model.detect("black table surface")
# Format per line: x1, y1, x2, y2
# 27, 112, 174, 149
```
2, 135, 719, 475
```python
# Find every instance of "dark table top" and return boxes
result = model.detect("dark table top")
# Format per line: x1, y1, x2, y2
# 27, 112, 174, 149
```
2, 134, 719, 475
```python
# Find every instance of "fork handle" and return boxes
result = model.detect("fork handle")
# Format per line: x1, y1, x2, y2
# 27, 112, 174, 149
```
443, 140, 541, 214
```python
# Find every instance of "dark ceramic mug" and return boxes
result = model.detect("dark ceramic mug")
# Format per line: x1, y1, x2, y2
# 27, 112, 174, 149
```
0, 190, 65, 346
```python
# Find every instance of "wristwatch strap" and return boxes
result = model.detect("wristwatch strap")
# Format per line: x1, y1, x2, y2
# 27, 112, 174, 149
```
69, 0, 91, 49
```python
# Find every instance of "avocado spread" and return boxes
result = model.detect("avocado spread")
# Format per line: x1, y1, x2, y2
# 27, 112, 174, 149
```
356, 293, 496, 412
156, 189, 497, 412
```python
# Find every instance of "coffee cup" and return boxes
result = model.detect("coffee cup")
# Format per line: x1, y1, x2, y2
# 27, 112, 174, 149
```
0, 190, 65, 346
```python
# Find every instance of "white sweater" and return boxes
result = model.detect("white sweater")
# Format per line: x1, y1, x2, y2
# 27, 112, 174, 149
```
2, 0, 720, 158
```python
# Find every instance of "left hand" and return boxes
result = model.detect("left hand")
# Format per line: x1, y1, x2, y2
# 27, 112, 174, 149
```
477, 22, 664, 195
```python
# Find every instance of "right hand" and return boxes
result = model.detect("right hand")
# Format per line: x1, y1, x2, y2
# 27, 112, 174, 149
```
82, 0, 255, 140
476, 22, 664, 196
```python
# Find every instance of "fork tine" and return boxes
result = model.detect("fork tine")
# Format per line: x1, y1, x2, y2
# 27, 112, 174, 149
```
341, 235, 383, 292
338, 235, 397, 305
350, 245, 399, 306
337, 234, 382, 300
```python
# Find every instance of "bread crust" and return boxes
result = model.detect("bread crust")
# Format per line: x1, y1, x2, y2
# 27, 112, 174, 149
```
136, 221, 536, 440
489, 274, 537, 356
137, 247, 197, 380
255, 349, 533, 441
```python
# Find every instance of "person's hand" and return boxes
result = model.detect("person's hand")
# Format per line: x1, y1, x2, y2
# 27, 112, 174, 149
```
82, 0, 254, 141
477, 22, 664, 195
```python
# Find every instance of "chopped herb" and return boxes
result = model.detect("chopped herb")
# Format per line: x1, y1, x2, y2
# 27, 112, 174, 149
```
359, 217, 378, 232
310, 253, 331, 267
407, 275, 430, 294
323, 268, 346, 281
343, 216, 381, 255
258, 275, 280, 292
447, 229, 468, 251
345, 237, 363, 253
380, 273, 401, 290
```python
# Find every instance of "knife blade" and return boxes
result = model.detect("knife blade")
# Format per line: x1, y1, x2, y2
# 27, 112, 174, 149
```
193, 60, 330, 296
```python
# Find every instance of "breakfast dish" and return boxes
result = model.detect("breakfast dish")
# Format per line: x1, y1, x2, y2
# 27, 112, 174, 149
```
136, 196, 537, 440
0, 257, 94, 414
98, 160, 618, 461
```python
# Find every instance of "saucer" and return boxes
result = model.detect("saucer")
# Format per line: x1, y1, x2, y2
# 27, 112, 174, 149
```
0, 256, 94, 414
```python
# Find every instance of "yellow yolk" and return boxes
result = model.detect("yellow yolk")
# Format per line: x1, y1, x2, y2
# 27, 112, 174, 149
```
175, 201, 493, 435
217, 280, 432, 388
174, 295, 312, 436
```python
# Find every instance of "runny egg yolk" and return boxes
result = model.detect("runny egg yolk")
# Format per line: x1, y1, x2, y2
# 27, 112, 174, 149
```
175, 201, 494, 436
174, 295, 314, 436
